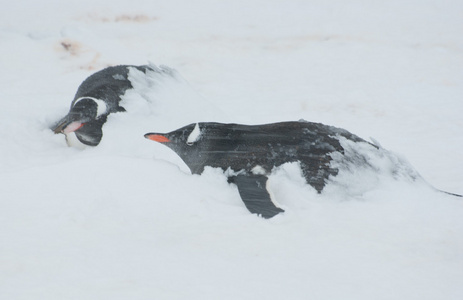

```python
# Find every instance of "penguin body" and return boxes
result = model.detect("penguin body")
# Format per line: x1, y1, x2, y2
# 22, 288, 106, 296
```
52, 65, 153, 147
145, 121, 376, 218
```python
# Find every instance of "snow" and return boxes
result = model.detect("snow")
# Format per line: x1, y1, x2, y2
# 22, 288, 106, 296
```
1, 0, 462, 299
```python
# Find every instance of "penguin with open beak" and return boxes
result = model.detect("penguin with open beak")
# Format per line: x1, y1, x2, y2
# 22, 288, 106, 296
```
52, 64, 154, 147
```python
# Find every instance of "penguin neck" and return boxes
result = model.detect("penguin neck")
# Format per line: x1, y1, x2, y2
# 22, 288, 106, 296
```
167, 144, 205, 175
65, 132, 88, 149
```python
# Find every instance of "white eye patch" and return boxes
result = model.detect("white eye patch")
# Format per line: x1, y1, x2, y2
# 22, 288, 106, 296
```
187, 123, 201, 145
73, 97, 108, 118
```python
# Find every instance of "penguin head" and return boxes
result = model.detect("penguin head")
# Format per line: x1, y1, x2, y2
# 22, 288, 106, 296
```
145, 123, 207, 173
144, 123, 202, 150
52, 97, 108, 147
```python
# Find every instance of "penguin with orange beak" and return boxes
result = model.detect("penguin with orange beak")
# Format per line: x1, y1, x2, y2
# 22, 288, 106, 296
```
144, 120, 372, 218
146, 121, 462, 218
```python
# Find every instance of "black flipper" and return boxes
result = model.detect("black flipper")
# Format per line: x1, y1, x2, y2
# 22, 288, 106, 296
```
230, 175, 284, 219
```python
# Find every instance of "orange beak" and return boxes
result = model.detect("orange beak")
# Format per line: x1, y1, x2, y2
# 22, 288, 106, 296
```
144, 133, 171, 143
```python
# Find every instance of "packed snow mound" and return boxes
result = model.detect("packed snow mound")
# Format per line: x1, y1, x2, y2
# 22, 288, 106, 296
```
123, 63, 229, 127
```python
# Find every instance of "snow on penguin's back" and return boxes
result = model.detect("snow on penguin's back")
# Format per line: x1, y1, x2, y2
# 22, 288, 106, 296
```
124, 63, 229, 129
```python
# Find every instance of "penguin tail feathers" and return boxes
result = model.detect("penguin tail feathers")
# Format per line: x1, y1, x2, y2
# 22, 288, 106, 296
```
438, 189, 462, 198
444, 191, 462, 197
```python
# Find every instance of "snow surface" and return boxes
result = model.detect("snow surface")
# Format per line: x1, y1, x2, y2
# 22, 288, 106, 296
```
1, 0, 462, 299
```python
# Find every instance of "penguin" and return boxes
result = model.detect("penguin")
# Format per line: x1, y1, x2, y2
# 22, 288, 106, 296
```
52, 64, 159, 147
144, 121, 462, 218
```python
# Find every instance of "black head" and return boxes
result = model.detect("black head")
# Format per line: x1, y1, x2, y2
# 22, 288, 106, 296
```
144, 122, 276, 175
145, 123, 216, 174
52, 97, 108, 146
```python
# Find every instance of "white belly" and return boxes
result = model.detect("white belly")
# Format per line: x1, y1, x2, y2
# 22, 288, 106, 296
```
65, 132, 88, 149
